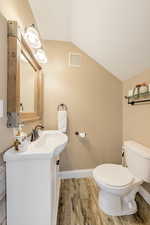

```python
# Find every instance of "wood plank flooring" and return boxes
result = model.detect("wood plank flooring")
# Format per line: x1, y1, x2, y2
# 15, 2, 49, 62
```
57, 178, 150, 225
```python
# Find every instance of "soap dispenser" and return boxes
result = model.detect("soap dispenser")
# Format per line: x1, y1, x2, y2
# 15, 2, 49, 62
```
14, 124, 28, 152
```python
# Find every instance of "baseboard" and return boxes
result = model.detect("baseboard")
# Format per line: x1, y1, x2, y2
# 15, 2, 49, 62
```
139, 186, 150, 205
58, 169, 94, 179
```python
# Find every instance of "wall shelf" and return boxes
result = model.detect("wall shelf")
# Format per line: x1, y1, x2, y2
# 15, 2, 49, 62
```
125, 92, 150, 105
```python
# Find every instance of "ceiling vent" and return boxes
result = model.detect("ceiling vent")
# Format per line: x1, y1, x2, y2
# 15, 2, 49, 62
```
68, 52, 81, 67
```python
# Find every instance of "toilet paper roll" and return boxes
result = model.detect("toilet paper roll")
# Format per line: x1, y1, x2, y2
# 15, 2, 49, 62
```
79, 132, 86, 138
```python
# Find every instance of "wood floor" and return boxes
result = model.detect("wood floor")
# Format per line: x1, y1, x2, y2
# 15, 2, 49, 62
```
57, 178, 150, 225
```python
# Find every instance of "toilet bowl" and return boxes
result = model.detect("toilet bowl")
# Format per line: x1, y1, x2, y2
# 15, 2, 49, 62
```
93, 164, 142, 216
93, 141, 150, 216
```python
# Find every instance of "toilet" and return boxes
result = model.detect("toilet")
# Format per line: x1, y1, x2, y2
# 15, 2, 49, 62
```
93, 141, 150, 216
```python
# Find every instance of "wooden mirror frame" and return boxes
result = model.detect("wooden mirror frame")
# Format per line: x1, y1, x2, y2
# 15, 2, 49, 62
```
7, 21, 43, 127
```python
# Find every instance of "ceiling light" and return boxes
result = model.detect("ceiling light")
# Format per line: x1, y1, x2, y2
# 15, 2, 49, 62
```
34, 49, 48, 64
24, 25, 41, 49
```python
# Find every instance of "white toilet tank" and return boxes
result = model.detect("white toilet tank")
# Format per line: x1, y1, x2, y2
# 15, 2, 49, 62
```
124, 141, 150, 182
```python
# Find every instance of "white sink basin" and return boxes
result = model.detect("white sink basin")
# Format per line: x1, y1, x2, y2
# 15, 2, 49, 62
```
4, 130, 68, 161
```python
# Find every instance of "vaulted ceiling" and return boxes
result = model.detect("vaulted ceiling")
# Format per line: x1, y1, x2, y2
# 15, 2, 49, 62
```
28, 0, 150, 80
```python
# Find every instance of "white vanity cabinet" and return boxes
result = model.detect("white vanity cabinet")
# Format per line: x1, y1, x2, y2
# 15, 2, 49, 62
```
5, 155, 60, 225
4, 130, 68, 225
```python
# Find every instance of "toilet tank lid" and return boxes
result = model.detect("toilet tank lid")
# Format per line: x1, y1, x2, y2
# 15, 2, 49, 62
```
124, 141, 150, 159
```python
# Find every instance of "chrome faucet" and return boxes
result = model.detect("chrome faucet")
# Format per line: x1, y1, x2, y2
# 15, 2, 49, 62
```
31, 125, 44, 142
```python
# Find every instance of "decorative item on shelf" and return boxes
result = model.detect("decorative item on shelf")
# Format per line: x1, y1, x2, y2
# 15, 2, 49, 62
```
139, 83, 149, 95
133, 84, 141, 98
125, 82, 150, 105
23, 24, 48, 64
128, 89, 133, 97
133, 83, 149, 98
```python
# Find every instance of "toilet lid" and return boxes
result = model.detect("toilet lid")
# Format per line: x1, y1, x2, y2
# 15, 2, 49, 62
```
93, 164, 134, 187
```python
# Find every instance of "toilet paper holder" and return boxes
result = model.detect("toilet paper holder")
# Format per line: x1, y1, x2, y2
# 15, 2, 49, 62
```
57, 103, 67, 111
75, 131, 87, 138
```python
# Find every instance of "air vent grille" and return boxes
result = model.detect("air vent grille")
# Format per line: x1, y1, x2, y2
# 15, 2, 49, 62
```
68, 52, 81, 67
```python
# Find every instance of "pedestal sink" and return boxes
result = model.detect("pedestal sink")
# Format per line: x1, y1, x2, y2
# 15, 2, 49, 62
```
4, 130, 68, 225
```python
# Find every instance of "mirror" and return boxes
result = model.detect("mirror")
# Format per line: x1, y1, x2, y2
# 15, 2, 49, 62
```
7, 21, 43, 127
20, 53, 37, 113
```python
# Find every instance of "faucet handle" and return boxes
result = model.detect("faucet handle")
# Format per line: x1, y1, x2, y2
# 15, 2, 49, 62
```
35, 124, 44, 130
30, 130, 35, 142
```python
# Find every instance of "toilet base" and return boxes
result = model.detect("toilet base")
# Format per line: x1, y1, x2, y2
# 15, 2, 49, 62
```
100, 199, 137, 216
98, 188, 139, 216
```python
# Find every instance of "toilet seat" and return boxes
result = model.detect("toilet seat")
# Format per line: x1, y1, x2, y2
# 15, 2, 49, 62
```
93, 164, 134, 188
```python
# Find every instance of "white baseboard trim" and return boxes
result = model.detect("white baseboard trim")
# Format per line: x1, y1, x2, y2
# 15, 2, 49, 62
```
58, 169, 94, 179
139, 186, 150, 205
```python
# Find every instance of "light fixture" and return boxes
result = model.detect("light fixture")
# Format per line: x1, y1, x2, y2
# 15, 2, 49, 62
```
34, 49, 48, 64
23, 24, 47, 64
24, 25, 41, 49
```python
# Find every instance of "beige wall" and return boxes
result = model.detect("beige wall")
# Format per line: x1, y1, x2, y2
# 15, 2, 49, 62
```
43, 41, 123, 170
0, 0, 39, 153
0, 0, 123, 170
123, 69, 150, 148
0, 0, 36, 29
